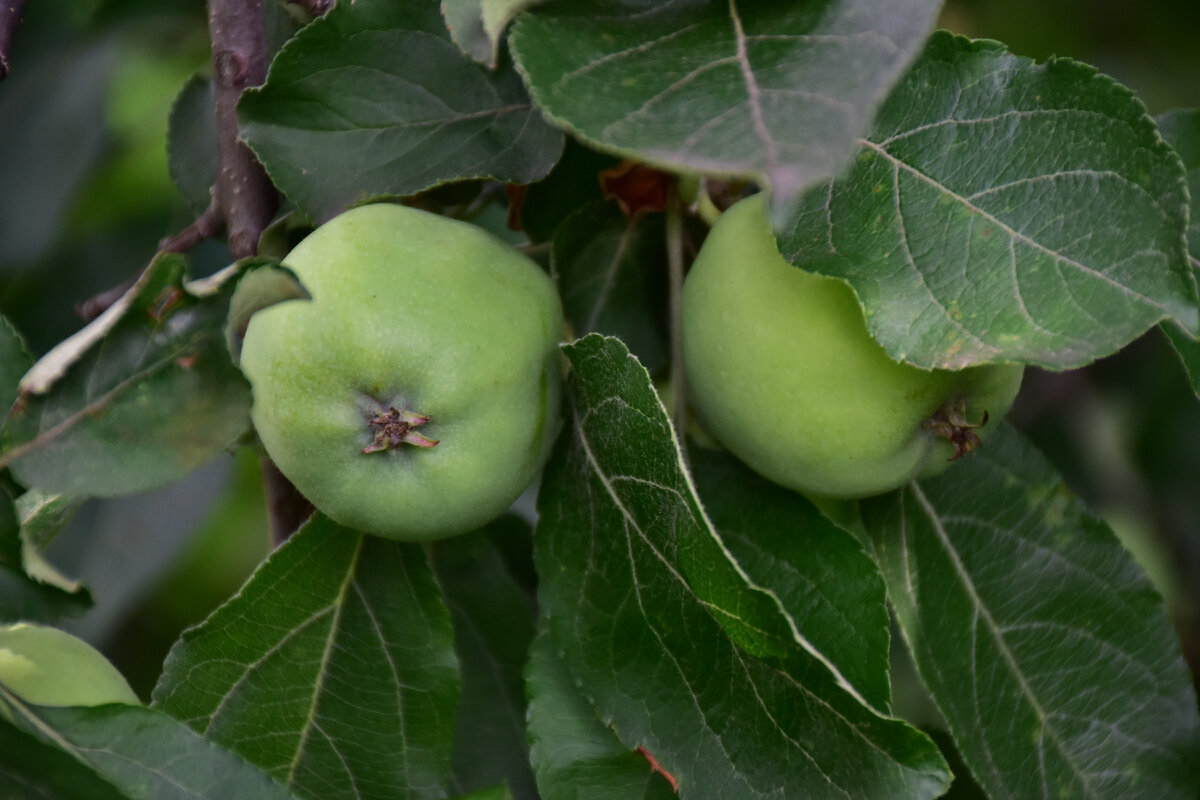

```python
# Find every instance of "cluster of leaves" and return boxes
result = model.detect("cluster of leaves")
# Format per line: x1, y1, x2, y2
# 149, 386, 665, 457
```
1, 1, 1199, 799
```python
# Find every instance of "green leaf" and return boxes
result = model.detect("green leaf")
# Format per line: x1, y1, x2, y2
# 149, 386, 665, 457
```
239, 0, 563, 223
0, 491, 88, 624
0, 719, 126, 800
866, 424, 1200, 800
526, 627, 677, 800
167, 74, 218, 216
552, 201, 668, 373
1157, 108, 1200, 397
152, 514, 460, 800
442, 0, 545, 68
516, 138, 618, 243
224, 260, 308, 364
0, 700, 301, 800
510, 0, 943, 215
1162, 321, 1200, 397
450, 785, 515, 800
0, 254, 252, 497
689, 446, 892, 712
0, 315, 32, 418
1158, 108, 1200, 258
537, 334, 951, 800
780, 32, 1198, 370
432, 521, 538, 800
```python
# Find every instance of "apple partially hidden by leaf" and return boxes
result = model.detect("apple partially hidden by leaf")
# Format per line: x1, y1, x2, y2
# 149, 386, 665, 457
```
682, 194, 1024, 500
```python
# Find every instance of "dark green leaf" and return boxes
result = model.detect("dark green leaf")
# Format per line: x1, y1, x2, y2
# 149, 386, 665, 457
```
1158, 108, 1200, 258
152, 514, 460, 800
780, 32, 1198, 370
0, 315, 32, 418
510, 0, 943, 215
442, 0, 543, 68
432, 521, 538, 800
0, 699, 300, 800
239, 0, 563, 222
526, 627, 677, 800
0, 255, 252, 497
689, 445, 892, 712
552, 201, 668, 373
1157, 108, 1200, 396
517, 138, 618, 243
450, 785, 515, 800
1162, 321, 1200, 397
0, 717, 135, 800
167, 74, 218, 215
224, 260, 308, 364
537, 334, 951, 800
866, 424, 1200, 800
0, 490, 88, 624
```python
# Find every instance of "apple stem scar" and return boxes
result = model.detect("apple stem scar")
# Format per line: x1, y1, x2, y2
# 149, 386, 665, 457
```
923, 398, 989, 461
362, 406, 439, 453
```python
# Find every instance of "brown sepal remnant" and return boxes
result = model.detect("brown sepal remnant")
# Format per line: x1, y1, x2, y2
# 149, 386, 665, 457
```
923, 398, 989, 461
601, 161, 674, 217
637, 745, 680, 793
362, 407, 438, 454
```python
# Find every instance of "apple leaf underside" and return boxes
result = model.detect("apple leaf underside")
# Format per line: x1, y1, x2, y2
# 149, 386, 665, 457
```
0, 700, 301, 800
780, 32, 1198, 371
152, 515, 461, 800
510, 0, 943, 218
536, 333, 951, 800
0, 254, 251, 499
238, 0, 563, 223
869, 424, 1200, 800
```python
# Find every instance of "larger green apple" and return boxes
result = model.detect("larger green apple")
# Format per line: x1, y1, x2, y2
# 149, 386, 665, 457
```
240, 203, 564, 540
681, 194, 1023, 499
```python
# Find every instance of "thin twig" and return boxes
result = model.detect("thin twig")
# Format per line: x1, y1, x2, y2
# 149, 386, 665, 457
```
666, 181, 688, 447
0, 0, 29, 80
158, 198, 223, 253
75, 278, 137, 323
75, 200, 224, 322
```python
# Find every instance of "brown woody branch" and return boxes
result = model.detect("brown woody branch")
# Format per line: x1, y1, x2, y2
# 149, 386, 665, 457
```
207, 0, 277, 259
0, 0, 28, 80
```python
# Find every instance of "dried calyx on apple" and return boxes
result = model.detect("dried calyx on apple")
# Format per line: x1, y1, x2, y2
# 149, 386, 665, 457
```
240, 203, 564, 541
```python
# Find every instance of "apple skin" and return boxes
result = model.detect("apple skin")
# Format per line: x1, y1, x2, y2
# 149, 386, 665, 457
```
681, 194, 1023, 499
0, 623, 139, 716
240, 203, 563, 540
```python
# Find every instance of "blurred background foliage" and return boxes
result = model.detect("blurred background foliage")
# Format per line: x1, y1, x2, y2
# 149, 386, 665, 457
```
0, 0, 1197, 703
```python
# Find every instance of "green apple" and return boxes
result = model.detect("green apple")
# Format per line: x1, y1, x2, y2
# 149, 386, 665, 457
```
681, 194, 1023, 499
240, 203, 563, 540
0, 623, 139, 716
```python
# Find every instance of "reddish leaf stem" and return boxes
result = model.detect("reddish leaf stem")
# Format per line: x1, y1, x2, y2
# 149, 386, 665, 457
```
637, 746, 680, 792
